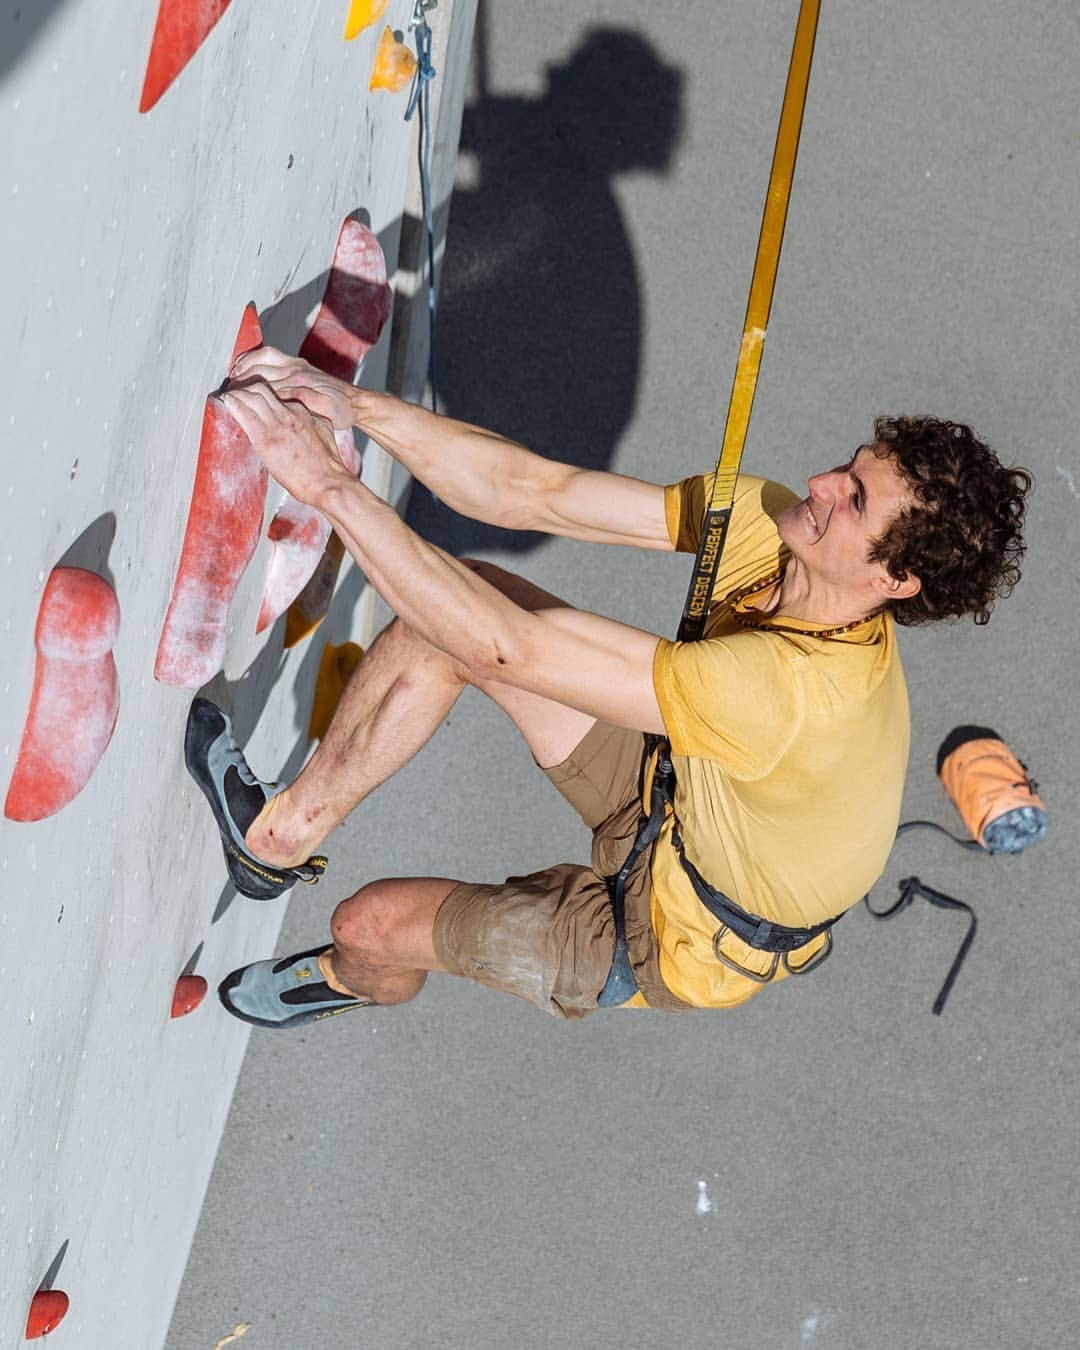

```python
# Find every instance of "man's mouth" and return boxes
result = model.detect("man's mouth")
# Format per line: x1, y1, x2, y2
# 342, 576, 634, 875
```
804, 501, 820, 538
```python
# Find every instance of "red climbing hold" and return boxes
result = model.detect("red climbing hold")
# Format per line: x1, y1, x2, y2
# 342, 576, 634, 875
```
139, 0, 235, 113
231, 301, 263, 365
155, 307, 268, 688
25, 1289, 70, 1338
298, 218, 393, 381
171, 975, 209, 1018
5, 568, 120, 823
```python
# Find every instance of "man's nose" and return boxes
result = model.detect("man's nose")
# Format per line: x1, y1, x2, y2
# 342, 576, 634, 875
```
808, 470, 836, 499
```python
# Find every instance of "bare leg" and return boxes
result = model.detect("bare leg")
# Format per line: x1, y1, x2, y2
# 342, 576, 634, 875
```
317, 875, 458, 1002
247, 616, 467, 867
247, 560, 596, 868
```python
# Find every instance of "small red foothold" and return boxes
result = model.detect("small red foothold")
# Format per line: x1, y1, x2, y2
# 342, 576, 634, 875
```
171, 975, 209, 1018
26, 1290, 69, 1339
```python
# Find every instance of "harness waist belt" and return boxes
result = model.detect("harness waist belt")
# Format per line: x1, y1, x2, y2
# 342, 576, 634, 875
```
671, 825, 838, 952
597, 736, 841, 1007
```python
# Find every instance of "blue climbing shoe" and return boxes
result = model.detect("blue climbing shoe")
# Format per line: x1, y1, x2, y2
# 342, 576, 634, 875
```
218, 946, 374, 1028
185, 697, 327, 900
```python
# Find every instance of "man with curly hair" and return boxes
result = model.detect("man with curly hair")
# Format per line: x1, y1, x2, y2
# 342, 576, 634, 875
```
188, 348, 1032, 1026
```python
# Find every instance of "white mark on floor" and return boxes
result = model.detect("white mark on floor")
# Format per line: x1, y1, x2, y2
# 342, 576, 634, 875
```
1054, 455, 1080, 499
800, 1312, 820, 1346
695, 1179, 718, 1215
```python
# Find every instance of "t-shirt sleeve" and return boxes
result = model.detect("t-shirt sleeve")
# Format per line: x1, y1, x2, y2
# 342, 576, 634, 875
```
653, 632, 799, 777
664, 474, 709, 553
663, 473, 800, 557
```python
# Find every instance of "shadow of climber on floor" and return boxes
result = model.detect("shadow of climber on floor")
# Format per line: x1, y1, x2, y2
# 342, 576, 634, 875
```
406, 25, 683, 558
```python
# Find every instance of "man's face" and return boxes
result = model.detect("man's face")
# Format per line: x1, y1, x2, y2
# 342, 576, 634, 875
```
775, 445, 915, 595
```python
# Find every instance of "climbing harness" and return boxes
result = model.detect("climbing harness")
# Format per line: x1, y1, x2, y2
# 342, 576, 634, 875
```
863, 726, 1047, 1014
598, 0, 824, 1006
597, 735, 840, 1007
405, 0, 440, 412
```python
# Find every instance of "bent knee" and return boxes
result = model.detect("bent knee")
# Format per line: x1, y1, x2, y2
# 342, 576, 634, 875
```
331, 882, 403, 960
331, 877, 448, 968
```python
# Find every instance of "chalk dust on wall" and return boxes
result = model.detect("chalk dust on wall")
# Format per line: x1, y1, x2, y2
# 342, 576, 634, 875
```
2, 0, 477, 1341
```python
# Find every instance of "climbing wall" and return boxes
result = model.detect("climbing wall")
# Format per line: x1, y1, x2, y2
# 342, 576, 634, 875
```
0, 0, 475, 1343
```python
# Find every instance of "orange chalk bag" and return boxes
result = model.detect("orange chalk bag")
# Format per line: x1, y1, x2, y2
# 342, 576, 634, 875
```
864, 726, 1048, 1014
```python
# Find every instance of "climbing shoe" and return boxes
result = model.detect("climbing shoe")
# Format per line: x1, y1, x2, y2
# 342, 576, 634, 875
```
218, 946, 374, 1028
184, 696, 327, 900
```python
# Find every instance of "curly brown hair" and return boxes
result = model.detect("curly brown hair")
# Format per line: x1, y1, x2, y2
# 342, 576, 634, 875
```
867, 416, 1033, 626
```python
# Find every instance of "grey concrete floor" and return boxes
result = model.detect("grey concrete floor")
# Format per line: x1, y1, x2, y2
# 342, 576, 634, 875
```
167, 2, 1080, 1347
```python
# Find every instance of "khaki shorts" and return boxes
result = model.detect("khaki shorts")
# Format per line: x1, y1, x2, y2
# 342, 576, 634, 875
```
431, 720, 692, 1019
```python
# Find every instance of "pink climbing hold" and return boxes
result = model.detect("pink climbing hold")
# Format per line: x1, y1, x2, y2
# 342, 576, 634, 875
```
255, 219, 387, 637
298, 218, 393, 381
255, 501, 331, 635
154, 305, 268, 687
5, 568, 120, 823
254, 431, 362, 635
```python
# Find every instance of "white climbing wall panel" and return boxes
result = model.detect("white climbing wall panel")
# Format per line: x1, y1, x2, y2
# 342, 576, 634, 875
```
0, 0, 475, 1343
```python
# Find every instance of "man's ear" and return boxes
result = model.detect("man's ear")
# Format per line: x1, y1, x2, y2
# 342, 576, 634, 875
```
875, 569, 921, 601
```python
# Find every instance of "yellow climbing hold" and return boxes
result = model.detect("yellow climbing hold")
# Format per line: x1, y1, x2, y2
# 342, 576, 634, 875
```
309, 641, 365, 741
344, 0, 389, 41
369, 26, 417, 92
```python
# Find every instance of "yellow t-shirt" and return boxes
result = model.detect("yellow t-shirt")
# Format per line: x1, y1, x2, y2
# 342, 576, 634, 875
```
648, 473, 910, 1008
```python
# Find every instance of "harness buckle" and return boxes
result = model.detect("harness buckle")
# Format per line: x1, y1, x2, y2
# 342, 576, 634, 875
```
711, 925, 833, 983
711, 926, 781, 983
781, 928, 833, 976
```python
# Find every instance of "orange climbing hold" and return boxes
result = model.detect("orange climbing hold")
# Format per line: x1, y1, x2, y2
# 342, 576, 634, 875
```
171, 975, 209, 1018
25, 1289, 70, 1338
155, 306, 268, 688
298, 218, 392, 382
369, 26, 417, 93
344, 0, 389, 41
139, 0, 234, 113
309, 641, 364, 740
5, 568, 120, 823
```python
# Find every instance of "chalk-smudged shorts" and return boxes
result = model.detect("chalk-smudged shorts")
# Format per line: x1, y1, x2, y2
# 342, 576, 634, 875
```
431, 720, 691, 1019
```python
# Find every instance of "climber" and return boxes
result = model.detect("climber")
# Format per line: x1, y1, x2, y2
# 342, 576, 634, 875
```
185, 346, 1032, 1027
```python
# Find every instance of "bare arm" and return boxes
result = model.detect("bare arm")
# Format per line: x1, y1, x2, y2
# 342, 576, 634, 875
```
219, 384, 667, 732
228, 347, 674, 551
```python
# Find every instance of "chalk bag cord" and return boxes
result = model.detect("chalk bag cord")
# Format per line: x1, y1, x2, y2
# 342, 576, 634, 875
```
863, 875, 978, 1016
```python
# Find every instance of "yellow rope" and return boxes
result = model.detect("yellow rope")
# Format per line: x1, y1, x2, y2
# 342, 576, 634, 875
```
706, 0, 820, 513
680, 0, 820, 637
